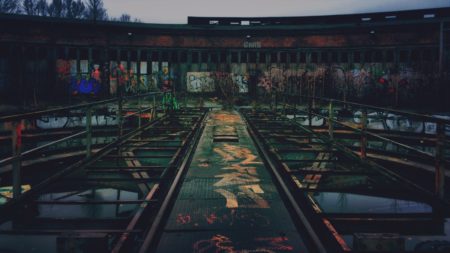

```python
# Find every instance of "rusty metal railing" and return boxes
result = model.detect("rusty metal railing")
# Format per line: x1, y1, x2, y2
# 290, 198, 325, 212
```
280, 95, 449, 200
0, 91, 168, 201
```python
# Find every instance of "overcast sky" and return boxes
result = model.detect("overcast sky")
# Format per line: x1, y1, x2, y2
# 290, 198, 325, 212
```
104, 0, 450, 24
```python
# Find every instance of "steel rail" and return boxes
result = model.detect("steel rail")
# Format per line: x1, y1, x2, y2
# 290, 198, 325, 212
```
241, 111, 337, 253
294, 95, 450, 125
285, 111, 446, 205
0, 130, 87, 168
294, 106, 450, 165
0, 115, 167, 213
137, 111, 206, 253
0, 92, 164, 122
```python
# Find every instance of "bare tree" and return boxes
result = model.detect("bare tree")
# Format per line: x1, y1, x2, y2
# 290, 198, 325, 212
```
36, 0, 48, 16
119, 13, 130, 22
65, 0, 85, 18
23, 0, 38, 15
0, 0, 20, 14
48, 0, 64, 17
85, 0, 107, 21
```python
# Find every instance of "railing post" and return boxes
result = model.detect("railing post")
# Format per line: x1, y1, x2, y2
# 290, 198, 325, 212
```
293, 94, 297, 120
308, 96, 312, 128
435, 122, 445, 199
328, 100, 334, 140
138, 96, 142, 129
86, 106, 92, 158
118, 96, 123, 137
12, 121, 22, 199
153, 94, 157, 120
360, 109, 368, 159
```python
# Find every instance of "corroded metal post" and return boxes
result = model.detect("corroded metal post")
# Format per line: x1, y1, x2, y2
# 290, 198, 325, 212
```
86, 107, 92, 157
435, 122, 445, 199
12, 121, 22, 199
328, 100, 334, 140
118, 96, 123, 137
360, 109, 368, 159
438, 21, 444, 76
138, 96, 142, 129
153, 94, 157, 120
308, 96, 312, 128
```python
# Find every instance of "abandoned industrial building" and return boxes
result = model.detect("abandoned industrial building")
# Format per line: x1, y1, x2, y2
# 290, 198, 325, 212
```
0, 5, 449, 253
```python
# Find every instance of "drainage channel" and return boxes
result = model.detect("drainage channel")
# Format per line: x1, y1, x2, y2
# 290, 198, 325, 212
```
0, 109, 207, 253
241, 109, 450, 252
147, 110, 319, 253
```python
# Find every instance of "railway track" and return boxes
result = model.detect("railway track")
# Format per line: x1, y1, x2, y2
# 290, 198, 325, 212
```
0, 108, 207, 253
241, 108, 450, 252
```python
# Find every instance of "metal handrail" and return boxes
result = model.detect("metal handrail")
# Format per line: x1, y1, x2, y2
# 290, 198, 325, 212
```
297, 107, 446, 162
0, 91, 163, 122
295, 95, 450, 125
284, 100, 448, 199
0, 130, 87, 168
0, 91, 168, 200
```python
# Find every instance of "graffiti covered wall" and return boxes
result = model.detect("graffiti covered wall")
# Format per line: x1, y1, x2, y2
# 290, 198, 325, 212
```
186, 72, 249, 93
187, 72, 216, 92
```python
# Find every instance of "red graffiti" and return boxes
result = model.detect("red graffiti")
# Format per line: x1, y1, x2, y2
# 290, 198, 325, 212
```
204, 213, 219, 224
176, 213, 192, 224
15, 122, 23, 150
193, 234, 294, 253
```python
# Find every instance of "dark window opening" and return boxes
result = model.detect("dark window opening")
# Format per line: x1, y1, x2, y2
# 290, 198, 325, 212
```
340, 52, 348, 63
151, 52, 159, 61
374, 50, 382, 62
57, 47, 66, 58
241, 52, 248, 63
280, 52, 287, 63
192, 52, 199, 63
270, 52, 277, 63
411, 50, 420, 61
220, 52, 227, 63
130, 51, 137, 61
180, 51, 187, 63
399, 51, 408, 62
299, 52, 306, 63
249, 52, 256, 63
364, 51, 372, 62
171, 52, 178, 63
161, 51, 169, 61
289, 52, 297, 63
386, 50, 394, 62
210, 52, 218, 63
69, 48, 78, 59
80, 48, 88, 59
25, 47, 36, 60
201, 52, 208, 63
353, 52, 361, 63
140, 51, 148, 61
331, 52, 338, 62
231, 52, 238, 63
259, 52, 266, 63
311, 52, 318, 63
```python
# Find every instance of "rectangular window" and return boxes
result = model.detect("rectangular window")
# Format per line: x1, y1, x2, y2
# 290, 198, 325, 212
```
231, 52, 238, 63
270, 52, 277, 63
299, 52, 306, 63
311, 52, 318, 63
192, 52, 199, 63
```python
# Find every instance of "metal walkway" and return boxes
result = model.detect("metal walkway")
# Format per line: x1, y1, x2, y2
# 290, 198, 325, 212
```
149, 110, 316, 253
0, 100, 449, 252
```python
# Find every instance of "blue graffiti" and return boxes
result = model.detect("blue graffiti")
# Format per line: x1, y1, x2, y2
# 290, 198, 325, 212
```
70, 77, 101, 95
